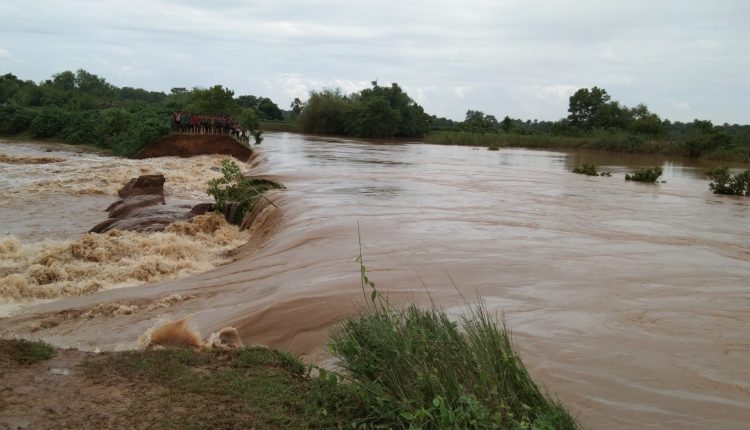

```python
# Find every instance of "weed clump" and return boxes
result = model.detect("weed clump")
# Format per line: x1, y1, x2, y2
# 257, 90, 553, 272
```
3, 339, 56, 365
329, 302, 577, 429
572, 163, 598, 176
706, 167, 750, 196
625, 166, 663, 182
572, 163, 611, 177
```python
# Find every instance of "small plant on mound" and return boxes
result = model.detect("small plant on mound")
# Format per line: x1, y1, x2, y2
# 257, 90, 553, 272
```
572, 163, 598, 176
625, 166, 662, 182
207, 159, 284, 224
706, 167, 750, 196
5, 339, 55, 365
487, 144, 500, 151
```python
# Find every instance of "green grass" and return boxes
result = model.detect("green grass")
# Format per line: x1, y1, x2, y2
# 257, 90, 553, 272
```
75, 300, 578, 429
2, 338, 56, 365
329, 302, 578, 429
260, 121, 300, 133
424, 131, 750, 161
83, 347, 364, 429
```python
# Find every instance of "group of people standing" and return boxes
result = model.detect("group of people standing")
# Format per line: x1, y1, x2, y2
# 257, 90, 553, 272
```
170, 112, 250, 143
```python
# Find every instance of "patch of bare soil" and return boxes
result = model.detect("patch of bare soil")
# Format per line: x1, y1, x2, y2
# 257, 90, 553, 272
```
134, 134, 253, 161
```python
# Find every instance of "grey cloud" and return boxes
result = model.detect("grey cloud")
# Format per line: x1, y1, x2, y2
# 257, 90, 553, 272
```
1, 0, 748, 123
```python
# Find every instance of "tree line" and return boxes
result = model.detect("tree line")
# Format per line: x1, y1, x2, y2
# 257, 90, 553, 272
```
2, 70, 748, 160
0, 70, 286, 156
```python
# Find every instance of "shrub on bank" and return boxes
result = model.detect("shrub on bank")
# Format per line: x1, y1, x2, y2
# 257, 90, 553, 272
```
329, 301, 577, 429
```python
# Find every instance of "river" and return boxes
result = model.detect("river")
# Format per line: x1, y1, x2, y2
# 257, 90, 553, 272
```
1, 134, 749, 429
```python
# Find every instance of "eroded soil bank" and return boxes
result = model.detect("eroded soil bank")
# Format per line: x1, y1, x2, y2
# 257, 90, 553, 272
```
2, 134, 750, 429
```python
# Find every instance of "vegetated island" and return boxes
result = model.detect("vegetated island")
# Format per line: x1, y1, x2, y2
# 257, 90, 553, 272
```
2, 71, 749, 161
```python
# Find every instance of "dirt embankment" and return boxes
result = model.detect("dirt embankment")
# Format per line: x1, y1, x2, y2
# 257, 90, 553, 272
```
134, 134, 253, 161
0, 339, 349, 429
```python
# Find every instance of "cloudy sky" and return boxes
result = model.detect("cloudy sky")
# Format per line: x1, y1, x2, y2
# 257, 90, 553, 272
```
1, 0, 748, 123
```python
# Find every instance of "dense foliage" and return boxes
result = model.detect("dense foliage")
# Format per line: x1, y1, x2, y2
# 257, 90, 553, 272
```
706, 167, 750, 196
330, 300, 577, 429
298, 82, 429, 138
207, 159, 284, 224
0, 70, 284, 156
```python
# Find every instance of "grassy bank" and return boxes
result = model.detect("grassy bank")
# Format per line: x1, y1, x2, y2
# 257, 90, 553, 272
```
1, 300, 576, 429
425, 131, 750, 162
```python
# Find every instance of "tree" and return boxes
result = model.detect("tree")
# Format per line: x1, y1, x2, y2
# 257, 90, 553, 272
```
290, 97, 303, 115
500, 116, 514, 133
629, 104, 664, 136
237, 108, 259, 131
299, 89, 351, 135
236, 95, 259, 109
257, 97, 283, 120
567, 87, 611, 129
463, 110, 498, 132
185, 85, 238, 115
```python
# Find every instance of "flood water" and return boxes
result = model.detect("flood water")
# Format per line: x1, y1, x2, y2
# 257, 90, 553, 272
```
2, 134, 750, 429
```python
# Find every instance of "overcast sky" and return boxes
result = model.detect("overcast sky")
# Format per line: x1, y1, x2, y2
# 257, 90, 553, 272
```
1, 0, 748, 123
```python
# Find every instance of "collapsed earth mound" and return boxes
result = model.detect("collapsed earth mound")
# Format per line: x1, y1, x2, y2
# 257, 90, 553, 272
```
134, 134, 253, 161
89, 174, 213, 234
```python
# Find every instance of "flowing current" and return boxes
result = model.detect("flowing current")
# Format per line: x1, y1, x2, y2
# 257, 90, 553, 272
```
2, 134, 750, 429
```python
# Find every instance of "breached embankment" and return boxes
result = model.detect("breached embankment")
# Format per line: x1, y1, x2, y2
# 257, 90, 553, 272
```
134, 134, 253, 161
0, 141, 278, 327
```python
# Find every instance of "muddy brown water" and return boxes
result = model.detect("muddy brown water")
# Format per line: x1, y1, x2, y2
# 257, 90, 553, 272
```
2, 135, 750, 429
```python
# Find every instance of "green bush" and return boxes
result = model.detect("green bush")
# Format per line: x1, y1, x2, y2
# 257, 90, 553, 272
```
61, 110, 102, 145
329, 301, 577, 429
298, 89, 351, 135
207, 159, 285, 224
625, 166, 663, 182
706, 167, 750, 196
29, 107, 69, 138
0, 106, 34, 134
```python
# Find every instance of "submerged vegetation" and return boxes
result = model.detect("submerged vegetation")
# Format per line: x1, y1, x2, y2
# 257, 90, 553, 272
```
706, 167, 750, 196
207, 159, 285, 224
572, 163, 599, 176
625, 167, 663, 183
572, 163, 611, 177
